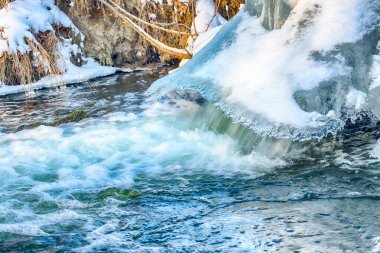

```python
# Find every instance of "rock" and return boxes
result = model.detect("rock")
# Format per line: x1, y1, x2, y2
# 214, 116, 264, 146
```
58, 0, 160, 67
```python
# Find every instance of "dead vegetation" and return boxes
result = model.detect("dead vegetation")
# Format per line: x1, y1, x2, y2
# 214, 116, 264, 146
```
0, 0, 85, 86
218, 0, 245, 20
0, 0, 243, 86
0, 0, 66, 85
64, 0, 243, 60
0, 32, 63, 85
63, 0, 194, 59
0, 0, 11, 9
140, 0, 194, 53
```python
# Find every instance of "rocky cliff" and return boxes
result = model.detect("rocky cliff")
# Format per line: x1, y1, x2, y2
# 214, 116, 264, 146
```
58, 0, 160, 67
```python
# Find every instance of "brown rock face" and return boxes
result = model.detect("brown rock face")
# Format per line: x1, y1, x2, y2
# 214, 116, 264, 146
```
59, 0, 160, 67
58, 0, 247, 67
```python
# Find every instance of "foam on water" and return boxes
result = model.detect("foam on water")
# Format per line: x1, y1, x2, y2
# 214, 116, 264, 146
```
1, 73, 380, 251
371, 139, 380, 159
0, 99, 285, 242
373, 237, 380, 253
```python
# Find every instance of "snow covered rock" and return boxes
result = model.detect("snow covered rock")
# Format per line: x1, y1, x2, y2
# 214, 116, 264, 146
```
0, 0, 119, 95
0, 0, 80, 56
149, 0, 380, 140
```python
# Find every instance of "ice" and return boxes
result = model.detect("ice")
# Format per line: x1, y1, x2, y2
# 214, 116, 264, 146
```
149, 0, 380, 139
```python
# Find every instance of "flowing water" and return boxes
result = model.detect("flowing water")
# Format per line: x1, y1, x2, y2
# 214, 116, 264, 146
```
0, 71, 380, 252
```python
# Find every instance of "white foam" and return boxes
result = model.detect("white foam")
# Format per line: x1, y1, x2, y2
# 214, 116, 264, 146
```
372, 236, 380, 253
0, 101, 283, 195
107, 112, 138, 122
346, 88, 368, 110
0, 223, 48, 236
371, 140, 380, 159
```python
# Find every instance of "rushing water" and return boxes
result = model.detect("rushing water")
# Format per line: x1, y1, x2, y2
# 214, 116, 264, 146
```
0, 71, 380, 252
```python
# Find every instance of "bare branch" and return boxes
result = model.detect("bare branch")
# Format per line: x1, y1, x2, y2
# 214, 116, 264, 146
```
98, 0, 192, 59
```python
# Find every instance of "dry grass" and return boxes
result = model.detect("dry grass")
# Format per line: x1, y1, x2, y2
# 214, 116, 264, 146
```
0, 1, 67, 85
0, 32, 64, 85
141, 0, 194, 52
0, 0, 11, 9
65, 0, 108, 15
72, 0, 242, 50
63, 0, 195, 60
0, 0, 244, 85
60, 0, 243, 61
217, 0, 245, 20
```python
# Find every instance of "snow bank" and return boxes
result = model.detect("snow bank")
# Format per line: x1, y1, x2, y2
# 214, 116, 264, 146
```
189, 0, 226, 55
177, 0, 226, 68
149, 0, 380, 139
0, 59, 118, 97
0, 0, 128, 96
0, 0, 80, 56
192, 0, 226, 34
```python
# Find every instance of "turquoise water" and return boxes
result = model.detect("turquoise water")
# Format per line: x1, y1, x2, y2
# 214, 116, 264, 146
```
0, 71, 380, 252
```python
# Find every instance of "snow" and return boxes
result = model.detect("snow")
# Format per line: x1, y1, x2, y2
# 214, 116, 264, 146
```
192, 0, 226, 34
0, 61, 119, 97
190, 0, 226, 55
0, 33, 133, 96
0, 0, 133, 96
178, 0, 226, 67
191, 26, 222, 55
150, 0, 378, 139
195, 0, 366, 126
0, 0, 80, 56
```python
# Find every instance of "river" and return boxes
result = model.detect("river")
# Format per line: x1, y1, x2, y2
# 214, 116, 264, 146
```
0, 70, 380, 252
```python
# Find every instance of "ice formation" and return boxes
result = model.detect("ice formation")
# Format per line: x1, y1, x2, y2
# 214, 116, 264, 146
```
149, 0, 380, 139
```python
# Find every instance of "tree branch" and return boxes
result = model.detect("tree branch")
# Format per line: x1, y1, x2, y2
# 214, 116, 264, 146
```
98, 0, 192, 59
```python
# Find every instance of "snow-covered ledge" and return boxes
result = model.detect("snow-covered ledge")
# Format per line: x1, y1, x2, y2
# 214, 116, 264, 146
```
0, 0, 126, 96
